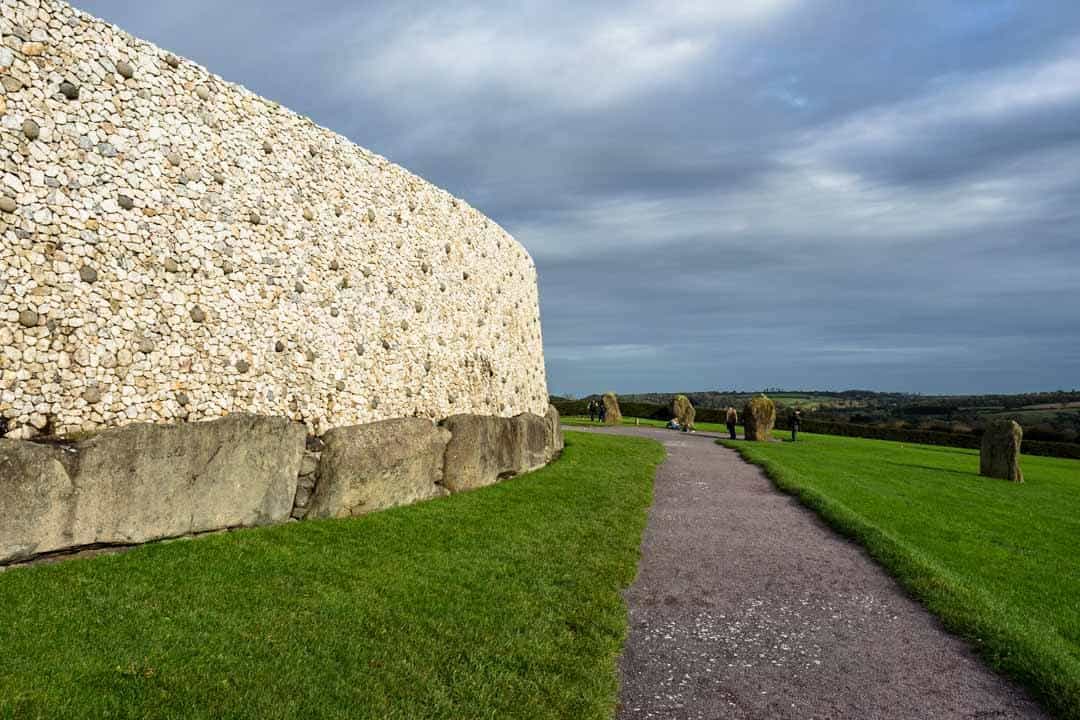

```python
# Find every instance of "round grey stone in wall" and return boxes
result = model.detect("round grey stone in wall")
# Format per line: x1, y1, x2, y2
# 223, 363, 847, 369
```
22, 120, 40, 141
249, 211, 261, 225
59, 81, 79, 100
190, 306, 206, 323
79, 266, 98, 283
0, 197, 16, 214
165, 54, 180, 68
164, 258, 180, 273
18, 309, 38, 328
236, 359, 250, 374
196, 85, 211, 101
118, 195, 134, 210
116, 60, 134, 79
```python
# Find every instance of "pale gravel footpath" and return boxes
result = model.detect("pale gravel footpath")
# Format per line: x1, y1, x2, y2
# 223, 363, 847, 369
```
570, 425, 1046, 720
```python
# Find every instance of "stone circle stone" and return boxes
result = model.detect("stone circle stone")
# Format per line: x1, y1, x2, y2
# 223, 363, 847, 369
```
59, 81, 79, 100
602, 393, 622, 425
118, 195, 135, 210
0, 196, 16, 214
18, 309, 38, 328
116, 60, 134, 79
190, 306, 206, 323
671, 395, 695, 429
980, 420, 1024, 482
79, 265, 98, 283
22, 119, 40, 141
236, 359, 251, 374
743, 395, 776, 441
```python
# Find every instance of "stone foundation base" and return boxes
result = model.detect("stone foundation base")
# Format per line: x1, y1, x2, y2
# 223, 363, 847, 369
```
0, 406, 564, 565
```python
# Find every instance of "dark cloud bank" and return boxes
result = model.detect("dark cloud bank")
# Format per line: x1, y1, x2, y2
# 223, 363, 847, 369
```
77, 0, 1080, 395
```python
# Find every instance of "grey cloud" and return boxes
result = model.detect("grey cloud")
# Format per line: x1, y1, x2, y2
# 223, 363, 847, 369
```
73, 0, 1080, 395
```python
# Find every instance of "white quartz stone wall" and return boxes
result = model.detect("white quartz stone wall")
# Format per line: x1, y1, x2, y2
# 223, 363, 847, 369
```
0, 0, 549, 439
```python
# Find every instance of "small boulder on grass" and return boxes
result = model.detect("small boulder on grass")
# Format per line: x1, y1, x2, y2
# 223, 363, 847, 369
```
980, 420, 1023, 483
743, 394, 776, 441
671, 394, 695, 430
603, 393, 622, 425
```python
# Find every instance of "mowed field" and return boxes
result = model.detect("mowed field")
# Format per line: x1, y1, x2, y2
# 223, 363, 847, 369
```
0, 432, 664, 720
724, 432, 1080, 719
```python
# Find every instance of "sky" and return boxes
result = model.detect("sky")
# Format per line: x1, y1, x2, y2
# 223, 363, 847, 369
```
74, 0, 1080, 397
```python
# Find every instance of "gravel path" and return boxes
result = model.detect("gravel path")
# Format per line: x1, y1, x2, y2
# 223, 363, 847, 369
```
570, 425, 1046, 720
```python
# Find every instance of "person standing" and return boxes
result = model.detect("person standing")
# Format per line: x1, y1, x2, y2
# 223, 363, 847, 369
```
725, 406, 738, 440
588, 399, 596, 422
599, 400, 607, 424
791, 409, 802, 442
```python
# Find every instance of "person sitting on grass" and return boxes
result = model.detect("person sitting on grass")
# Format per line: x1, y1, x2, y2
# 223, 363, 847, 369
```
667, 418, 681, 431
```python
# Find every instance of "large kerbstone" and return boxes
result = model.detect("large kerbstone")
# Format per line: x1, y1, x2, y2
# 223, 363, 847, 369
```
602, 393, 623, 425
440, 414, 521, 492
0, 441, 77, 564
0, 414, 305, 564
306, 418, 451, 519
980, 420, 1024, 482
517, 412, 550, 473
743, 395, 776, 441
544, 404, 564, 457
672, 395, 695, 429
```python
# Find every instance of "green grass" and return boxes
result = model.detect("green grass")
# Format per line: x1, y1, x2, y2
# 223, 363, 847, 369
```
0, 431, 665, 720
722, 431, 1080, 719
562, 415, 736, 434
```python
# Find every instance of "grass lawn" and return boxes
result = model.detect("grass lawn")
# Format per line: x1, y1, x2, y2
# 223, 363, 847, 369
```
723, 432, 1080, 719
0, 431, 664, 720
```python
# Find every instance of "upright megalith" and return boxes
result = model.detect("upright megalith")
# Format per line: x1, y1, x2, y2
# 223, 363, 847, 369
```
671, 395, 695, 430
743, 394, 776, 441
603, 393, 623, 425
980, 420, 1024, 482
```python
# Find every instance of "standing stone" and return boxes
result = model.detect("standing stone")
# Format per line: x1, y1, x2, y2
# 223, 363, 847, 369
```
980, 420, 1024, 483
743, 394, 776, 441
602, 392, 622, 425
671, 395, 695, 430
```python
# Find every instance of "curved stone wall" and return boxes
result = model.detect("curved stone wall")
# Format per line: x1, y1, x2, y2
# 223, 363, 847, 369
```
0, 0, 549, 439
